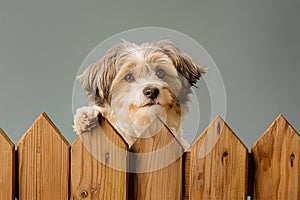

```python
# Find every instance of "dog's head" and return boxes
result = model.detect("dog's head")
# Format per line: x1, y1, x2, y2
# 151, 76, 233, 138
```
78, 40, 207, 136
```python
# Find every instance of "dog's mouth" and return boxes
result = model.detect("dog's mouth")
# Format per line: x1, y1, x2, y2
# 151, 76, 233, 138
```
142, 101, 160, 107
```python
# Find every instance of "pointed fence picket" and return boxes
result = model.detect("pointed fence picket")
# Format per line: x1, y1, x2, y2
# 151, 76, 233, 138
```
189, 116, 248, 199
0, 113, 299, 199
17, 113, 70, 199
71, 118, 128, 200
129, 119, 183, 200
0, 128, 15, 199
252, 115, 300, 199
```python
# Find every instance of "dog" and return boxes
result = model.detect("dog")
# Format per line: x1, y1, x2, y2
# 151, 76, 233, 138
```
73, 40, 207, 148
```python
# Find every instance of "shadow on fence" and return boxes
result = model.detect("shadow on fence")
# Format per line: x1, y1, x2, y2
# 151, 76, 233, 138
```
0, 112, 299, 199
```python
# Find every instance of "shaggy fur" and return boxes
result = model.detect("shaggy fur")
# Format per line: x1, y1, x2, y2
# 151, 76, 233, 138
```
73, 40, 207, 147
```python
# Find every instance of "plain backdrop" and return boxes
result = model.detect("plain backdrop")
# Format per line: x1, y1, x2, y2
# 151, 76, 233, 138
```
0, 0, 299, 148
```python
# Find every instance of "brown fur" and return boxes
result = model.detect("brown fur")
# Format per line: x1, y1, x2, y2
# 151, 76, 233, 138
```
77, 40, 207, 106
74, 40, 207, 147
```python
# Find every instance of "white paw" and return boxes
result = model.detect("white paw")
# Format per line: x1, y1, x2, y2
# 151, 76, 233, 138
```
73, 106, 100, 134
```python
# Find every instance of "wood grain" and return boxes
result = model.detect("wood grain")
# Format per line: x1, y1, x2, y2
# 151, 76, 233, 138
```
189, 116, 248, 199
0, 128, 15, 200
252, 114, 300, 199
17, 112, 70, 200
71, 118, 128, 200
129, 119, 183, 200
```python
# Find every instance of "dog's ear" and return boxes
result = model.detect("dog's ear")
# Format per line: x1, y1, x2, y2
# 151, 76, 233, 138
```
157, 40, 207, 88
77, 53, 117, 106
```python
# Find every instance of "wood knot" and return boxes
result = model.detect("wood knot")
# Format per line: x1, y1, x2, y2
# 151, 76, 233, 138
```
80, 190, 88, 198
217, 122, 221, 134
222, 151, 228, 162
197, 172, 203, 180
223, 151, 228, 158
290, 153, 295, 167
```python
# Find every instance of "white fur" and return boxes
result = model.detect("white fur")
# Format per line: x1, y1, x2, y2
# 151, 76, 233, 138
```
73, 40, 207, 150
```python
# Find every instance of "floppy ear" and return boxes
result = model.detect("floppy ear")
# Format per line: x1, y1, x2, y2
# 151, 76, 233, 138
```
77, 52, 117, 106
157, 40, 207, 88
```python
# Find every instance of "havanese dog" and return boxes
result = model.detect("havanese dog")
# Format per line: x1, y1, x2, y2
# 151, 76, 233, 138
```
73, 40, 207, 149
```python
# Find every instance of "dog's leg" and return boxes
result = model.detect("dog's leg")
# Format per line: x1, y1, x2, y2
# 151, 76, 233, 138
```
73, 106, 101, 134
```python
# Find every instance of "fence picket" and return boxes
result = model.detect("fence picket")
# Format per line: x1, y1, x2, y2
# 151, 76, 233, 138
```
17, 113, 70, 199
252, 115, 300, 199
0, 128, 15, 200
189, 116, 248, 199
0, 113, 299, 199
129, 119, 183, 200
71, 118, 128, 200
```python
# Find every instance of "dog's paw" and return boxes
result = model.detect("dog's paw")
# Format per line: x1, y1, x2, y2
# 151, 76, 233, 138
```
73, 106, 101, 134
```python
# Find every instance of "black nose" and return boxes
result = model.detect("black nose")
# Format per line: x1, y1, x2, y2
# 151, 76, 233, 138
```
143, 87, 159, 99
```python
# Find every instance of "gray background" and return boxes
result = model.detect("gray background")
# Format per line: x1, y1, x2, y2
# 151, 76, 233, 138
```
1, 0, 299, 148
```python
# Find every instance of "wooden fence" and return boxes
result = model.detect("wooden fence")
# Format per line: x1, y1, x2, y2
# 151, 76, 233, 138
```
0, 112, 299, 199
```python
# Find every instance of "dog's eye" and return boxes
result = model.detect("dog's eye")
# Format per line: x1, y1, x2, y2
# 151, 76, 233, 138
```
156, 69, 165, 79
124, 73, 134, 82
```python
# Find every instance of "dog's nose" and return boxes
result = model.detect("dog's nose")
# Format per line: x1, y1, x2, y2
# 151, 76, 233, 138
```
143, 87, 159, 99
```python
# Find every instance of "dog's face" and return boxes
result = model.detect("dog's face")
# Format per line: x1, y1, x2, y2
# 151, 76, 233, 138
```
78, 40, 206, 137
109, 55, 182, 134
